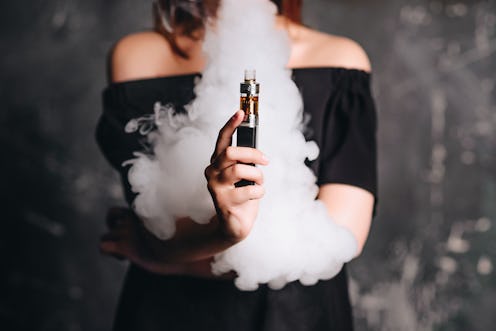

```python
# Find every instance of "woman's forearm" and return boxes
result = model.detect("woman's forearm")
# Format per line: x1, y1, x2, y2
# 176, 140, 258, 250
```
317, 183, 374, 256
142, 215, 238, 264
100, 207, 239, 277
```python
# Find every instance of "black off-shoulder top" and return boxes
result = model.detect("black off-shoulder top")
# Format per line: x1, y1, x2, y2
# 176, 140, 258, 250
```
96, 68, 377, 331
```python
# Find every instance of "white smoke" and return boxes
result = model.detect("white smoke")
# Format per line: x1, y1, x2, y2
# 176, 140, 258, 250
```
124, 0, 357, 290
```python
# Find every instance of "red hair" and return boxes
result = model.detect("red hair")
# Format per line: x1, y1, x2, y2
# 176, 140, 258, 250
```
272, 0, 302, 23
154, 0, 303, 58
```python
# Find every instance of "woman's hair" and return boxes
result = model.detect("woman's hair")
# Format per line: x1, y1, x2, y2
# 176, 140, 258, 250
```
153, 0, 302, 58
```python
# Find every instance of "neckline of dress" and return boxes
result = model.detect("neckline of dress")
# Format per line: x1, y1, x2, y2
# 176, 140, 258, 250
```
108, 67, 371, 88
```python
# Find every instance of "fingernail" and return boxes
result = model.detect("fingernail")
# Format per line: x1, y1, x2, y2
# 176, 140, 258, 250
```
262, 154, 269, 163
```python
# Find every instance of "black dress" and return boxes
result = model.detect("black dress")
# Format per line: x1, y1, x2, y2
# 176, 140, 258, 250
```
96, 67, 377, 331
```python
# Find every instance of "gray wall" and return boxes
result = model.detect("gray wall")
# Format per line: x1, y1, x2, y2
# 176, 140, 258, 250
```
1, 0, 494, 330
304, 1, 496, 330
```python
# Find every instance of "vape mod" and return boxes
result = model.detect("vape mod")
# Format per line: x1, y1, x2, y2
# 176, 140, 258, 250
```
235, 69, 260, 187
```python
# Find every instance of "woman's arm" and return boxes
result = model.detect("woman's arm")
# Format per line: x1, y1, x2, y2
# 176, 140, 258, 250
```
304, 34, 375, 257
100, 110, 268, 276
100, 183, 373, 275
100, 208, 228, 275
317, 184, 374, 256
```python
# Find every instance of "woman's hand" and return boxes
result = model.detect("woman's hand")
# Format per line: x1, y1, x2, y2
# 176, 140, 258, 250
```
100, 207, 234, 278
99, 207, 181, 274
204, 110, 269, 243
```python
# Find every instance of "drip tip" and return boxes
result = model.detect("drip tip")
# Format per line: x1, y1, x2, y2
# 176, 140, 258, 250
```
244, 69, 256, 81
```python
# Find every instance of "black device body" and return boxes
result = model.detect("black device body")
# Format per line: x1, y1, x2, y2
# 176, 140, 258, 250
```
235, 125, 257, 187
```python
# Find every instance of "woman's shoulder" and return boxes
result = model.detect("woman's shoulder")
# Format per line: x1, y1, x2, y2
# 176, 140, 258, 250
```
109, 31, 203, 83
108, 27, 371, 83
109, 31, 171, 83
288, 25, 371, 73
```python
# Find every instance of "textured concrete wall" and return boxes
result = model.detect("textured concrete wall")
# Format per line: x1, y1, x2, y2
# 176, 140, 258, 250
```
1, 0, 494, 330
305, 1, 496, 330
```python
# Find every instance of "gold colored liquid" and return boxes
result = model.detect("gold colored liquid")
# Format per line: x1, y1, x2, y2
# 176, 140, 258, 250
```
240, 95, 259, 118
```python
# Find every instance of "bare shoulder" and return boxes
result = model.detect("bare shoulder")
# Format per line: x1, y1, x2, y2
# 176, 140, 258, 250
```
289, 26, 371, 72
109, 31, 203, 83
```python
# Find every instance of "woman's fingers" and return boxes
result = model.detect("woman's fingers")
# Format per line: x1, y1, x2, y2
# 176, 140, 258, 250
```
205, 146, 269, 181
218, 163, 264, 185
101, 207, 137, 260
211, 110, 244, 162
99, 239, 119, 253
230, 185, 265, 204
214, 184, 265, 205
213, 146, 269, 171
99, 237, 127, 260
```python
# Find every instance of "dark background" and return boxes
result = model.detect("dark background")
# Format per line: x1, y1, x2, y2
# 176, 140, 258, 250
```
1, 0, 495, 330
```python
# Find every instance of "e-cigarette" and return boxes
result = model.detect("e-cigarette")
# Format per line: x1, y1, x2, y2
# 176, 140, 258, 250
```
235, 69, 260, 187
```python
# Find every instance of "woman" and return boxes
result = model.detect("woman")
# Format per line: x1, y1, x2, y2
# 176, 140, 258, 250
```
97, 0, 377, 329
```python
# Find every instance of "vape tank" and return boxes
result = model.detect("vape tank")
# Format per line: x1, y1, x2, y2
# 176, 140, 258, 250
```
235, 69, 260, 187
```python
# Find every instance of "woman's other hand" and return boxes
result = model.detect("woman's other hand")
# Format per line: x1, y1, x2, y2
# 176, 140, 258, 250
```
99, 207, 234, 278
205, 110, 269, 243
99, 207, 180, 274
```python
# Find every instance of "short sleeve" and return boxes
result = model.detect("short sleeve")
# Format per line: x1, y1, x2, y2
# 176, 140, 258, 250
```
317, 71, 378, 200
96, 86, 150, 204
96, 86, 148, 171
95, 75, 199, 204
96, 75, 198, 171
